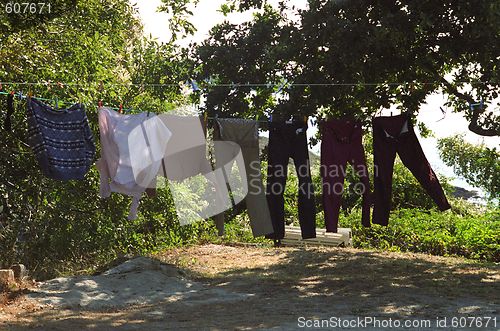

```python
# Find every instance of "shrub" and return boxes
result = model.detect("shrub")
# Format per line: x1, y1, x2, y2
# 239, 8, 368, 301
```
340, 204, 499, 262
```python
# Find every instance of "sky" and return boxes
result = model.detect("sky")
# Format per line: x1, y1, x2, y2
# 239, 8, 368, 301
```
134, 0, 499, 195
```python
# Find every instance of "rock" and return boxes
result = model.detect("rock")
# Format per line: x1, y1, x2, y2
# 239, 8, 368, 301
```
10, 264, 26, 281
0, 269, 14, 284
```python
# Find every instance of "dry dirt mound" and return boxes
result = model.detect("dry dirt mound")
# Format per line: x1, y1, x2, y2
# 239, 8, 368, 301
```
27, 256, 251, 310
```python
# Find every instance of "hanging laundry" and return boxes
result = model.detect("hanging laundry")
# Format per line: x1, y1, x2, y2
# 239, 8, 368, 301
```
321, 118, 371, 232
159, 114, 214, 180
96, 107, 171, 220
4, 92, 14, 131
159, 114, 231, 229
266, 119, 316, 240
26, 97, 95, 180
213, 118, 274, 237
372, 113, 451, 225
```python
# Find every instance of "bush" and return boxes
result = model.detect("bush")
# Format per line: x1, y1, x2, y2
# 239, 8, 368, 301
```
340, 204, 499, 262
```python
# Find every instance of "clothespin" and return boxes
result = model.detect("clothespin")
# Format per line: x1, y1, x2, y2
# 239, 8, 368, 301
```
469, 98, 484, 111
276, 81, 287, 94
437, 106, 446, 122
189, 79, 200, 92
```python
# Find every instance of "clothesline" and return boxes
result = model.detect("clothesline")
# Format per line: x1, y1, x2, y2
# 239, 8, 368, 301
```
0, 90, 128, 113
0, 90, 276, 122
0, 80, 495, 88
0, 79, 488, 119
22, 93, 454, 234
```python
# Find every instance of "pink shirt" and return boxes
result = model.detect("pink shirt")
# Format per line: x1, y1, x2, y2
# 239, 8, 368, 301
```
96, 107, 171, 219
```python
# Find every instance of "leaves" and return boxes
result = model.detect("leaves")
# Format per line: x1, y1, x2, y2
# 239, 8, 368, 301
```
193, 0, 499, 134
0, 0, 199, 279
342, 207, 500, 262
437, 135, 499, 200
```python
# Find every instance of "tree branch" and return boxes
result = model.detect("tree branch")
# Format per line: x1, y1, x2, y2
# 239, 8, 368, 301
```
439, 77, 499, 136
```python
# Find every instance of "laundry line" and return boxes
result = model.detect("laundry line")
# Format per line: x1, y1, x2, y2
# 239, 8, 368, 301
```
0, 80, 495, 88
0, 90, 277, 123
0, 78, 492, 118
0, 90, 129, 114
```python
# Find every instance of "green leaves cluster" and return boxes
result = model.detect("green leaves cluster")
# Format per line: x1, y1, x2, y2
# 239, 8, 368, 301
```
437, 135, 499, 200
343, 207, 499, 262
193, 0, 499, 134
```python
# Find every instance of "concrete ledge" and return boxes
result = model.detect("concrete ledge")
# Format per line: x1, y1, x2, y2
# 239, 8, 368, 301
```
0, 269, 14, 285
10, 264, 26, 281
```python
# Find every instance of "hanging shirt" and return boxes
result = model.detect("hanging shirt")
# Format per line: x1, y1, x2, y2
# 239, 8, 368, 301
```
26, 97, 96, 180
96, 107, 171, 220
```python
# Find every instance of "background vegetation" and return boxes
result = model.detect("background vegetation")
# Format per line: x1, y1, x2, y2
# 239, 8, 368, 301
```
0, 0, 498, 280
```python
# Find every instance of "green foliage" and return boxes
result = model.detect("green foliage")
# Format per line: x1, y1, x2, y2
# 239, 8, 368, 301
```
159, 0, 200, 41
194, 0, 499, 135
341, 207, 499, 262
0, 0, 78, 34
437, 134, 499, 200
392, 160, 454, 209
0, 0, 197, 280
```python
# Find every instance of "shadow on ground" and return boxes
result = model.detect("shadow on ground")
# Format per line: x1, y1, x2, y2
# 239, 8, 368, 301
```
2, 245, 499, 330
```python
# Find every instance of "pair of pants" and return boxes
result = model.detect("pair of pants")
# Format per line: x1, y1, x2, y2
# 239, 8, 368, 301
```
321, 119, 371, 232
266, 121, 316, 240
372, 113, 451, 225
213, 118, 274, 237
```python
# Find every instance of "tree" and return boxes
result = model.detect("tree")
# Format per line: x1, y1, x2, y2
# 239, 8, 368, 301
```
437, 135, 499, 200
190, 0, 499, 135
0, 0, 78, 35
0, 0, 196, 278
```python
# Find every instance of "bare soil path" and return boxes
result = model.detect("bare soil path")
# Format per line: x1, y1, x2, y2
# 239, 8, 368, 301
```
1, 244, 498, 330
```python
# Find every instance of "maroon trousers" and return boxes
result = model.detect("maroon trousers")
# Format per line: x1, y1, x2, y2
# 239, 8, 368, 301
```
372, 113, 451, 225
321, 119, 371, 232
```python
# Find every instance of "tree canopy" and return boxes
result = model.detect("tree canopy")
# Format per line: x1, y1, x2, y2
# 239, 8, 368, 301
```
185, 0, 499, 135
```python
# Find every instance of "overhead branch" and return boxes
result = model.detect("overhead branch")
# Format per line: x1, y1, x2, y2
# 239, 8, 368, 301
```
439, 77, 499, 136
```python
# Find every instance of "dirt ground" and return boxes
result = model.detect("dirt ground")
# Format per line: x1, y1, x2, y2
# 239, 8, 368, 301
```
0, 244, 499, 330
